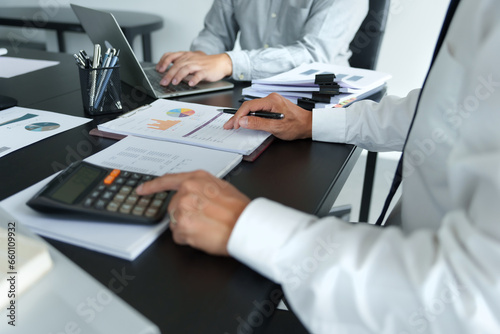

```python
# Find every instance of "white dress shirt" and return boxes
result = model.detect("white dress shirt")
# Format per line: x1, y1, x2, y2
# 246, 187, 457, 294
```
190, 0, 368, 81
228, 0, 500, 333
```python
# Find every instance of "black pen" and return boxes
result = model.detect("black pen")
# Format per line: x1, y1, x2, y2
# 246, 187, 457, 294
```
217, 108, 284, 119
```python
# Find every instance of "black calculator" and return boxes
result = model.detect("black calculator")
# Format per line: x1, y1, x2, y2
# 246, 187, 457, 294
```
27, 161, 172, 225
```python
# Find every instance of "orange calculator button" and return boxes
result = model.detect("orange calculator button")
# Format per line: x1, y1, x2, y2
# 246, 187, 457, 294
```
104, 175, 115, 185
110, 169, 121, 177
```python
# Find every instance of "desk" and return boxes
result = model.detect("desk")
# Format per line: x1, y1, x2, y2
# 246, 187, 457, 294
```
0, 7, 163, 62
0, 48, 361, 333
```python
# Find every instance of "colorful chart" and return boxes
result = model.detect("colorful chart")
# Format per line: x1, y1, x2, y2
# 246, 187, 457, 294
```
0, 113, 38, 127
147, 119, 181, 131
25, 122, 60, 132
167, 108, 195, 118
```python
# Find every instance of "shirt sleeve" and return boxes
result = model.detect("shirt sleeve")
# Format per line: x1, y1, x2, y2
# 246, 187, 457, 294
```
312, 89, 420, 152
226, 0, 369, 80
228, 17, 500, 334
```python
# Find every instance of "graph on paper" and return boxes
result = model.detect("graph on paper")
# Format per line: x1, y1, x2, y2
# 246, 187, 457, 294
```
97, 99, 271, 155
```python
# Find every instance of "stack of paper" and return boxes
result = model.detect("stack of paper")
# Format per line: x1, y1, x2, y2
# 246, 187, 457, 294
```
242, 62, 392, 109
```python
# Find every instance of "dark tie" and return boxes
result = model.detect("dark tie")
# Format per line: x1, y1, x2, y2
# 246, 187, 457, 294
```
374, 0, 462, 226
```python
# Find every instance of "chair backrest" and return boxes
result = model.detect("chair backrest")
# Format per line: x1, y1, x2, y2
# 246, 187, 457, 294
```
349, 0, 391, 70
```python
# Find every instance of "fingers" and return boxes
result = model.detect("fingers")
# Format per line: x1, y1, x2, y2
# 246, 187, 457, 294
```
156, 52, 184, 72
136, 171, 197, 195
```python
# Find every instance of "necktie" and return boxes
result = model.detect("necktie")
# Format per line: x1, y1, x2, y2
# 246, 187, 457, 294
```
374, 0, 462, 226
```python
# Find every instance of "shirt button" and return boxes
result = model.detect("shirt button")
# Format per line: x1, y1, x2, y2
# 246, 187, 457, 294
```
271, 13, 277, 18
239, 74, 245, 80
263, 44, 269, 49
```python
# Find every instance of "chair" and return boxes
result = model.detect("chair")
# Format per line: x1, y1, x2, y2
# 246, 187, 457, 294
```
349, 0, 391, 222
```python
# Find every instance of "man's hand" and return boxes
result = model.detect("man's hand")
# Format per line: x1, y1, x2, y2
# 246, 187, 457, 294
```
156, 50, 233, 87
223, 93, 313, 141
136, 170, 250, 256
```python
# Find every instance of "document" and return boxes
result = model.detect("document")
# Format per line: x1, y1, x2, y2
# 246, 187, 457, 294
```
0, 208, 160, 334
0, 57, 59, 78
251, 62, 391, 89
97, 99, 271, 155
0, 136, 242, 260
0, 106, 91, 158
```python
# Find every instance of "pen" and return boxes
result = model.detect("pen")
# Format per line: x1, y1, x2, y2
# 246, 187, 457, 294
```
217, 108, 284, 119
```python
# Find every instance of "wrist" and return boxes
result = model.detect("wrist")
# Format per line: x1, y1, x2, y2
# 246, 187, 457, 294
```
220, 53, 233, 77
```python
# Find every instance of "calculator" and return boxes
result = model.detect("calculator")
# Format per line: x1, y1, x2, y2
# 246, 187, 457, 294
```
27, 161, 172, 225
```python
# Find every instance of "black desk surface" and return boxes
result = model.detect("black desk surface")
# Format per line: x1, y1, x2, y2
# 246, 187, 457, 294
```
0, 48, 360, 333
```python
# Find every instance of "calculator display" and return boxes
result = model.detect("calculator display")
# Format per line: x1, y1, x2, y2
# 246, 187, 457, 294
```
51, 164, 101, 204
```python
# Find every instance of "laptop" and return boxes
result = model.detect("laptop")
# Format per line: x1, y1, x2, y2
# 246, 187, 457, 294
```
71, 4, 234, 98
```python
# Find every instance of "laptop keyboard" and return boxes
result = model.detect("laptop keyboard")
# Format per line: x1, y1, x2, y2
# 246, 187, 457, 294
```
144, 68, 198, 94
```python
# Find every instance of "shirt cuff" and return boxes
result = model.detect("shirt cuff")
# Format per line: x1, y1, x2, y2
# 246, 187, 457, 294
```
226, 51, 251, 81
312, 107, 347, 143
228, 198, 316, 283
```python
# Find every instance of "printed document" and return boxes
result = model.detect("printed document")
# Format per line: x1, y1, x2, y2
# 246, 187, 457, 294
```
0, 57, 59, 78
97, 99, 271, 155
0, 107, 91, 158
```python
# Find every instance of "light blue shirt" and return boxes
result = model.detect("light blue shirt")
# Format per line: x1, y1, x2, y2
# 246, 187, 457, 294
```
190, 0, 368, 81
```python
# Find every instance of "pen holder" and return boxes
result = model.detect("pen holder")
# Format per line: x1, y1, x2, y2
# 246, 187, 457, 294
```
78, 65, 123, 115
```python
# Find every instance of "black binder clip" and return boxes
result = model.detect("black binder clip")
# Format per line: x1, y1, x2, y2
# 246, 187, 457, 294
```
314, 73, 341, 95
297, 97, 316, 111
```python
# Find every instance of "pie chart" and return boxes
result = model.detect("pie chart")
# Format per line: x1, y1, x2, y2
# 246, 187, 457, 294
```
25, 122, 60, 131
167, 108, 195, 118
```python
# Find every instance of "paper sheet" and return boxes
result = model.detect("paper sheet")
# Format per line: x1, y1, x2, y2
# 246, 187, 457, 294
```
0, 107, 91, 158
98, 99, 271, 155
0, 57, 59, 78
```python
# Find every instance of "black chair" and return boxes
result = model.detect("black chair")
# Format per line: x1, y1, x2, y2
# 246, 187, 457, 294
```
349, 0, 391, 223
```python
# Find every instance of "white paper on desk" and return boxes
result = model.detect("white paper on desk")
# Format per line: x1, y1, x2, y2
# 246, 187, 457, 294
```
98, 99, 271, 155
0, 136, 242, 261
252, 62, 391, 89
0, 175, 169, 261
85, 135, 243, 178
0, 56, 59, 78
0, 106, 91, 158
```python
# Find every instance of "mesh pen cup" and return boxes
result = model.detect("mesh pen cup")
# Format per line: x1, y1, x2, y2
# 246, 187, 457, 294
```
78, 65, 123, 115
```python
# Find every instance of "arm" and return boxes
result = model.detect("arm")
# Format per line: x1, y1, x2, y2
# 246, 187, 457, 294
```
156, 0, 237, 86
227, 0, 368, 80
224, 90, 420, 152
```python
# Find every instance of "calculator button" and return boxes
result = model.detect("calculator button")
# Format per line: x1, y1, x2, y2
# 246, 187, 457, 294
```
131, 173, 142, 180
132, 206, 146, 216
114, 177, 126, 185
119, 186, 133, 195
113, 194, 126, 203
104, 175, 115, 185
142, 175, 154, 181
119, 204, 133, 214
144, 207, 158, 218
109, 169, 121, 177
106, 201, 120, 212
150, 199, 163, 208
154, 192, 168, 200
101, 191, 115, 200
97, 184, 106, 191
90, 190, 101, 198
125, 195, 139, 205
137, 198, 151, 207
121, 171, 131, 178
83, 198, 94, 207
109, 184, 120, 192
125, 179, 138, 187
95, 199, 108, 210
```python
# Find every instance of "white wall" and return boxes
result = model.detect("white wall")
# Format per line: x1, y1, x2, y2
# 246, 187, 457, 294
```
0, 0, 450, 97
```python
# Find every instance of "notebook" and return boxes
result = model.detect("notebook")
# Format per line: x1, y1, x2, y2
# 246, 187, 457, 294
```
71, 4, 234, 99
